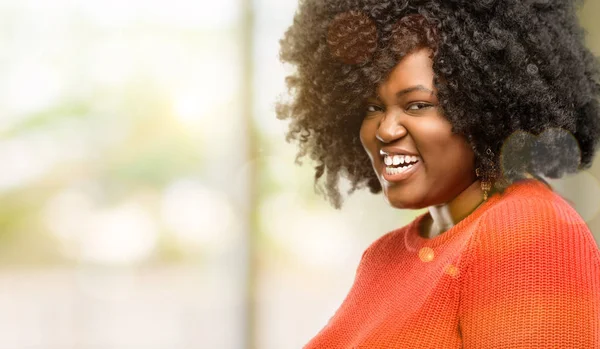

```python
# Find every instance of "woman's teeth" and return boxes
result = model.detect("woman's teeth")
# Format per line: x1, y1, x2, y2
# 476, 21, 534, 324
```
383, 154, 419, 167
385, 164, 414, 175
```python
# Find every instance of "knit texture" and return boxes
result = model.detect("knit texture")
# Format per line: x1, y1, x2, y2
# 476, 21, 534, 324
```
303, 179, 600, 348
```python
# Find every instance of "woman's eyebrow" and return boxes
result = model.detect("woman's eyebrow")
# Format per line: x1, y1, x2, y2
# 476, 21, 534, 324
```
370, 85, 434, 102
395, 85, 434, 98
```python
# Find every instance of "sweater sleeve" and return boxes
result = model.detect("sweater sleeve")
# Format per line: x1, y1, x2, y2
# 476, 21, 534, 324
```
459, 197, 600, 348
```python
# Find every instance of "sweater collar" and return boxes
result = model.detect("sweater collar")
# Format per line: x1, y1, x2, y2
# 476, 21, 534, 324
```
404, 178, 551, 249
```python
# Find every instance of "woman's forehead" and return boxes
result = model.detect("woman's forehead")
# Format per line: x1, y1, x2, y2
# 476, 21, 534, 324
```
375, 49, 436, 98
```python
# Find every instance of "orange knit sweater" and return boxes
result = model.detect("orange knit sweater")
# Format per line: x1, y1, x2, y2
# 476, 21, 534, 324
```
303, 179, 600, 348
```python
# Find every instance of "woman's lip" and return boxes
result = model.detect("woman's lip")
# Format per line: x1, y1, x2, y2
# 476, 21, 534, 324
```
381, 161, 421, 183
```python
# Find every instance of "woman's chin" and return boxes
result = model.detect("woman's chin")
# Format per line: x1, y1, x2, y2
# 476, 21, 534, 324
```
383, 195, 425, 210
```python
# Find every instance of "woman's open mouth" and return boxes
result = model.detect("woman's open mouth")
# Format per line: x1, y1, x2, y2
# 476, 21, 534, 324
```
381, 154, 421, 182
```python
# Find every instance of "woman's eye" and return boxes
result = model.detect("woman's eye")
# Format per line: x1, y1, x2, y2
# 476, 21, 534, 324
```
407, 102, 433, 111
366, 104, 383, 113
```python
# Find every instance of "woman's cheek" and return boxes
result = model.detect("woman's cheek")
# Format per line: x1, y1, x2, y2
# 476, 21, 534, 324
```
359, 122, 378, 162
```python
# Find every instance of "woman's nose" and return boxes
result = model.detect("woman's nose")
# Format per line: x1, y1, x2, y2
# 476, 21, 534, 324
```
376, 112, 407, 143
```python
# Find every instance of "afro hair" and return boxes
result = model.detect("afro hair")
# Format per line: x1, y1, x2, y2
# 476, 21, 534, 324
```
277, 0, 600, 208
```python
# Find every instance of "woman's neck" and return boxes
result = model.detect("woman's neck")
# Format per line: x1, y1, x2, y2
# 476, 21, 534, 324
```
424, 180, 487, 239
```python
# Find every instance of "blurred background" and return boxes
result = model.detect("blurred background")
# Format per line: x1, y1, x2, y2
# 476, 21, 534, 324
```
0, 0, 598, 348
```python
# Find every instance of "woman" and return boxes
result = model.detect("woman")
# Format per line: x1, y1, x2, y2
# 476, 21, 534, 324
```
277, 0, 600, 348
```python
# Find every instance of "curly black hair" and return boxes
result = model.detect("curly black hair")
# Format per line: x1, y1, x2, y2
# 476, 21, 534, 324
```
276, 0, 600, 208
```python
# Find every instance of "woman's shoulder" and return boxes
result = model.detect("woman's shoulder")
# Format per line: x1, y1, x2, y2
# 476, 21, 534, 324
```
482, 178, 584, 227
460, 182, 600, 349
475, 179, 597, 254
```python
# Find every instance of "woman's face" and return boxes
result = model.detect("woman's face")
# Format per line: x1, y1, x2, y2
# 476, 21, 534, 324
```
359, 48, 477, 209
